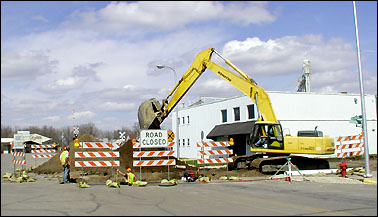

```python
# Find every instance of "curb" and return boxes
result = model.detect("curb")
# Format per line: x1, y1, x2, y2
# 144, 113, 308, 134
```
362, 179, 377, 184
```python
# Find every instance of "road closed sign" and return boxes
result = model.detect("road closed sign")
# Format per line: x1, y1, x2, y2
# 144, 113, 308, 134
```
140, 130, 168, 148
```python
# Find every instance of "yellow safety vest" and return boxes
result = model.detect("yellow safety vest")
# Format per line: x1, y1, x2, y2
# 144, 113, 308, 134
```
60, 150, 70, 165
127, 172, 135, 183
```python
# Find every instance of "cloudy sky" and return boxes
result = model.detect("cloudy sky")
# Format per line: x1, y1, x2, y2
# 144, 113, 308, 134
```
1, 1, 377, 131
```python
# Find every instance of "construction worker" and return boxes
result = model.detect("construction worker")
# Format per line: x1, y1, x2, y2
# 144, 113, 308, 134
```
117, 168, 135, 186
59, 146, 71, 184
255, 135, 268, 148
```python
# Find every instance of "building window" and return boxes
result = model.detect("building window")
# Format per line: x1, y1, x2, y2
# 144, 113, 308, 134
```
221, 109, 227, 123
182, 117, 185, 124
178, 139, 180, 146
187, 116, 190, 124
247, 104, 255, 119
178, 117, 180, 125
182, 139, 185, 146
234, 107, 240, 121
187, 138, 190, 146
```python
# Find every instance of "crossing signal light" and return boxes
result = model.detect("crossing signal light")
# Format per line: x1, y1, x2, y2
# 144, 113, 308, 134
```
229, 138, 234, 146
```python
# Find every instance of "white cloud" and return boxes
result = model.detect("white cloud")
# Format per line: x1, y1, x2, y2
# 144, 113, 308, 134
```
1, 51, 58, 81
63, 1, 276, 32
39, 76, 83, 93
220, 35, 369, 93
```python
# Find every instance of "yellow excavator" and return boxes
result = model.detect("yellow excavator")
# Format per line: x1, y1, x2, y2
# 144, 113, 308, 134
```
138, 48, 335, 172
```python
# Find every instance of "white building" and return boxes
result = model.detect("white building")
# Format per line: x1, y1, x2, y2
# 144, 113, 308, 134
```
171, 91, 377, 159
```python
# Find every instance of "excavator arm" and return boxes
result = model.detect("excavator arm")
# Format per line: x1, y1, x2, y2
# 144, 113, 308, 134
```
138, 48, 277, 129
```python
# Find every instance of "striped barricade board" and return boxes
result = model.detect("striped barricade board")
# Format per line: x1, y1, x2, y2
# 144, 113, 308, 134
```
336, 134, 363, 142
75, 151, 119, 158
199, 149, 233, 156
31, 144, 56, 149
13, 160, 26, 165
31, 149, 56, 153
197, 158, 233, 164
12, 152, 25, 157
133, 142, 175, 149
133, 150, 175, 158
33, 154, 56, 159
196, 141, 231, 148
75, 161, 120, 167
133, 159, 176, 167
77, 142, 120, 149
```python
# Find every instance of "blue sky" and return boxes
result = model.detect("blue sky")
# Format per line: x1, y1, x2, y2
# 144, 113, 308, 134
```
1, 1, 377, 131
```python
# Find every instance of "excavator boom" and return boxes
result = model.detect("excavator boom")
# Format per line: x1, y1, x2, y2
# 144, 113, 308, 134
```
138, 48, 277, 129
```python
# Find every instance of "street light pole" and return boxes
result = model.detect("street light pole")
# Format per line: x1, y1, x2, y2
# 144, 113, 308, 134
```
353, 1, 371, 178
156, 65, 180, 160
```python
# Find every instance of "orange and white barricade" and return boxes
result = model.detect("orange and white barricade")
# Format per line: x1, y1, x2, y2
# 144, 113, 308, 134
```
335, 133, 364, 158
133, 142, 176, 167
12, 150, 25, 165
12, 149, 26, 170
197, 141, 233, 164
74, 142, 120, 167
31, 144, 56, 159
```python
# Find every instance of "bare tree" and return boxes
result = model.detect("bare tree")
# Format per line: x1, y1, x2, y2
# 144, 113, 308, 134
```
78, 122, 100, 138
1, 125, 15, 138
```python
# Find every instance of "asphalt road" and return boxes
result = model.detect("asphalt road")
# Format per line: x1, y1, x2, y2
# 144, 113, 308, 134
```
1, 154, 377, 216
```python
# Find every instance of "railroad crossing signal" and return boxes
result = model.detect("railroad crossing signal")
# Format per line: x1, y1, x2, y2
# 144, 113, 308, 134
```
168, 130, 175, 142
119, 131, 126, 142
73, 126, 79, 134
73, 126, 79, 139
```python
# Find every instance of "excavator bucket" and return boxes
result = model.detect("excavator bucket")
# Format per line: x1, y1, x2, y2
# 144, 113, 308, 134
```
137, 98, 164, 129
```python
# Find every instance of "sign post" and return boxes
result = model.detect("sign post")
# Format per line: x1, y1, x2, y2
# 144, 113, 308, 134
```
201, 131, 205, 178
13, 134, 25, 175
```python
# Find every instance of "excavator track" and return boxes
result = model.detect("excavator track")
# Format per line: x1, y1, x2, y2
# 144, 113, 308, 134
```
231, 154, 330, 174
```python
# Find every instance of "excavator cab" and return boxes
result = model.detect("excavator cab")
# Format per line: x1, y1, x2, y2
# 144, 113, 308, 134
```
249, 121, 284, 150
138, 98, 164, 129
